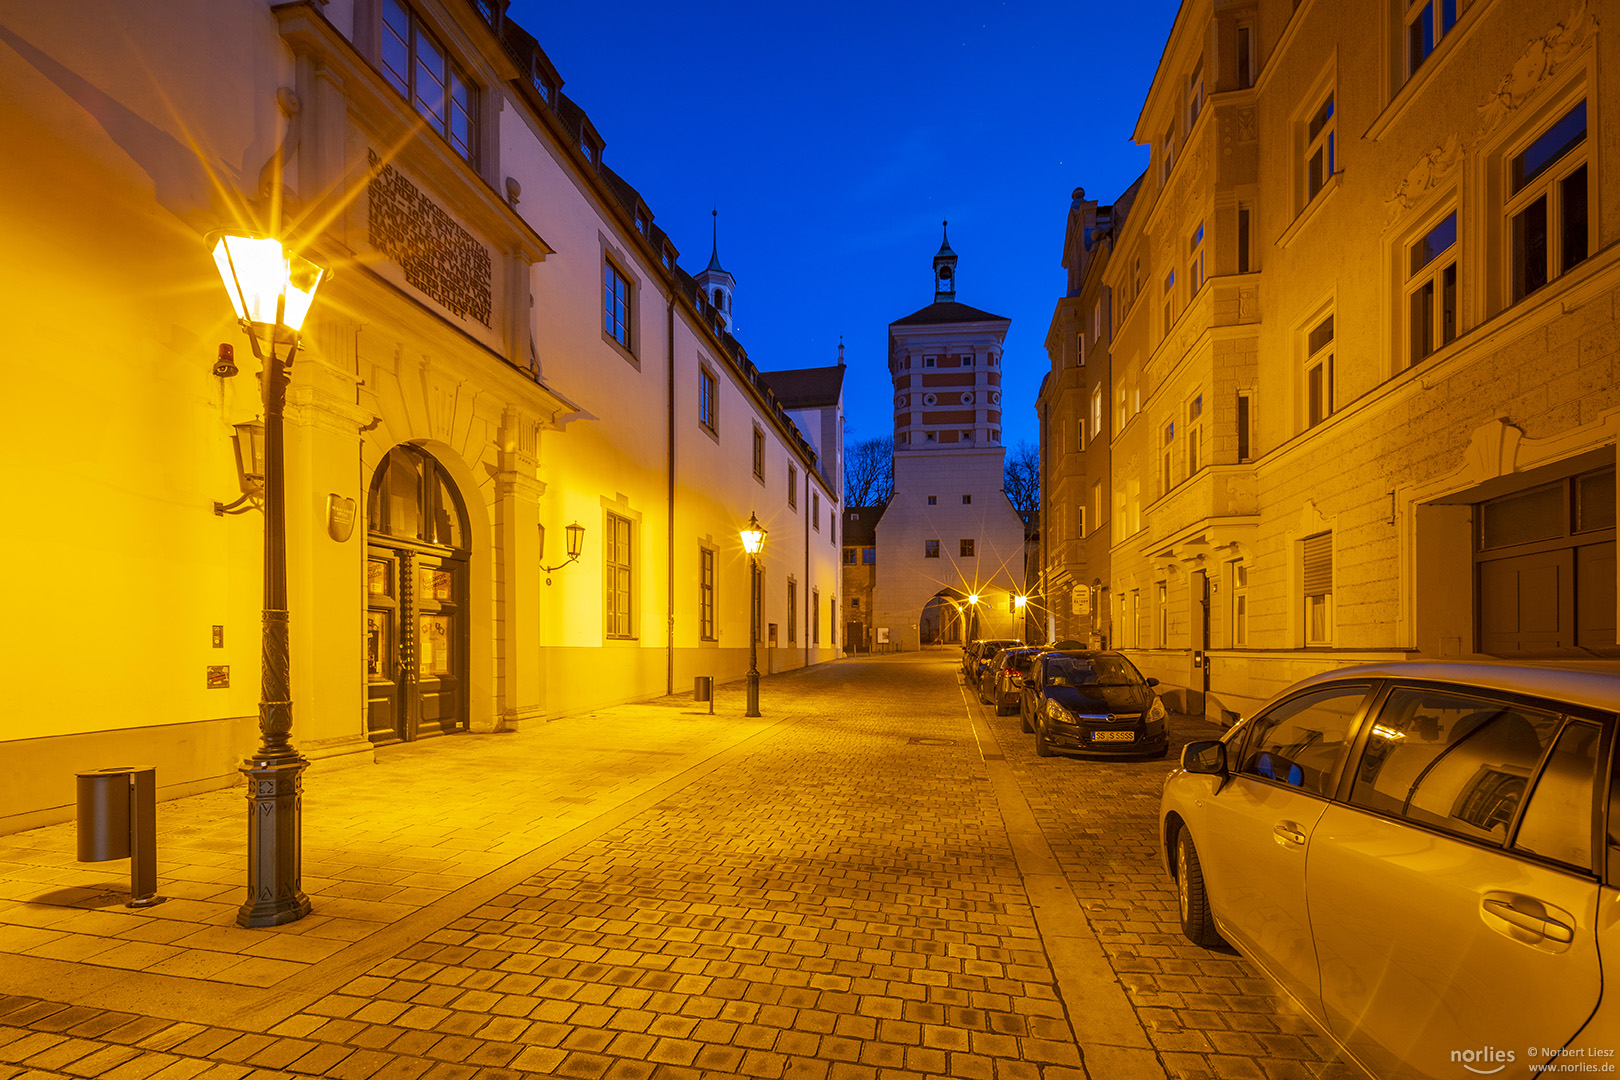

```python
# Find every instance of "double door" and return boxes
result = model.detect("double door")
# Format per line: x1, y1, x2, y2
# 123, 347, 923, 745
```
366, 543, 466, 743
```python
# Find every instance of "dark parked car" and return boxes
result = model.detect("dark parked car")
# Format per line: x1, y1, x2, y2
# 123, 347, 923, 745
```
1018, 650, 1168, 758
962, 638, 1022, 684
979, 647, 1043, 714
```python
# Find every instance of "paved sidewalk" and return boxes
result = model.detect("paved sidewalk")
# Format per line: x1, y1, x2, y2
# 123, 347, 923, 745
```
0, 654, 1365, 1080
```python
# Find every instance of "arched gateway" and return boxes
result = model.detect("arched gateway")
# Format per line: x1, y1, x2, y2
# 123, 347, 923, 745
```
364, 445, 471, 743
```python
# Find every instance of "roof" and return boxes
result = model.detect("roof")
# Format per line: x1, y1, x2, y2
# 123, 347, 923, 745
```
757, 365, 845, 409
1277, 661, 1620, 714
890, 301, 1009, 327
840, 503, 887, 546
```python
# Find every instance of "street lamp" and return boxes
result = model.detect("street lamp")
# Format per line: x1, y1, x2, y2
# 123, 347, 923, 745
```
965, 593, 981, 643
211, 231, 327, 928
740, 512, 767, 717
541, 521, 587, 584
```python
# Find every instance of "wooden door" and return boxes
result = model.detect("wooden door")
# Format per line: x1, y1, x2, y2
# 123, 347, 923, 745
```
365, 547, 403, 741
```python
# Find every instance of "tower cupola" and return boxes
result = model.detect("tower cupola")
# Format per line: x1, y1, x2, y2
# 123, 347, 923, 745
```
933, 220, 957, 302
693, 209, 736, 334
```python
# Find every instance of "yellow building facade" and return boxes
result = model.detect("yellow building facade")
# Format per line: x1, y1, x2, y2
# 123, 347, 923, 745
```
1044, 0, 1618, 719
0, 0, 842, 832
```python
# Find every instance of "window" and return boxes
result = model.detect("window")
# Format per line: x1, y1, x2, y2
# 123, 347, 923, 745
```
924, 356, 936, 368
1406, 0, 1457, 79
787, 581, 797, 644
1076, 418, 1086, 453
960, 540, 975, 557
1237, 685, 1368, 795
812, 589, 820, 644
753, 426, 765, 480
1237, 392, 1252, 462
381, 0, 478, 164
1162, 421, 1175, 492
699, 547, 716, 640
1236, 25, 1253, 89
1302, 531, 1333, 644
1305, 315, 1334, 429
1407, 211, 1458, 365
962, 354, 975, 366
1232, 562, 1249, 645
927, 495, 937, 505
1187, 59, 1205, 129
1189, 223, 1206, 295
1163, 125, 1176, 183
843, 548, 857, 565
1076, 333, 1086, 367
606, 512, 633, 639
1237, 205, 1252, 273
1349, 687, 1570, 849
1187, 394, 1204, 475
1508, 100, 1589, 304
962, 494, 972, 505
1156, 582, 1169, 648
604, 259, 631, 349
925, 540, 940, 558
1163, 269, 1177, 331
788, 466, 797, 509
1091, 385, 1104, 443
698, 367, 717, 434
863, 547, 876, 565
1306, 91, 1336, 201
1091, 480, 1103, 532
812, 492, 820, 530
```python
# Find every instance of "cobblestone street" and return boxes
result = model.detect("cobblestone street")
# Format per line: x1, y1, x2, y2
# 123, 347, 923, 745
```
0, 654, 1365, 1080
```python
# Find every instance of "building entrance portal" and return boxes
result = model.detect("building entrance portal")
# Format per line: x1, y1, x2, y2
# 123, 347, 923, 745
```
365, 445, 471, 743
920, 589, 969, 647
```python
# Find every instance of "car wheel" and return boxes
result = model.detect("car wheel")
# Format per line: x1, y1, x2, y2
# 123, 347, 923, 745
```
978, 682, 991, 704
1034, 720, 1053, 757
1175, 830, 1222, 947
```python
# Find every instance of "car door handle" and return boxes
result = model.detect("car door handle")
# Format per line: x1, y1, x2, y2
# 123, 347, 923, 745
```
1273, 823, 1306, 846
1482, 897, 1575, 943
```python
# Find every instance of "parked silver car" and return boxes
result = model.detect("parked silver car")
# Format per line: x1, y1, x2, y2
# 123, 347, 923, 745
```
1160, 661, 1620, 1079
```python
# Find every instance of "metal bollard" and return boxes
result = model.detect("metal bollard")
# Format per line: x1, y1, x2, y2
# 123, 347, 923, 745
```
76, 767, 162, 907
693, 676, 714, 715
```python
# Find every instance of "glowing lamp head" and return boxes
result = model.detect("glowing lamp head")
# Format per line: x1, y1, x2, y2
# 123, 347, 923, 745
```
740, 511, 767, 555
211, 233, 327, 349
1014, 595, 1027, 608
967, 593, 980, 605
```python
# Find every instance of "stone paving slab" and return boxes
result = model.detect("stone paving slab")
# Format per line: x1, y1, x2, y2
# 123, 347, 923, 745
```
0, 654, 1376, 1080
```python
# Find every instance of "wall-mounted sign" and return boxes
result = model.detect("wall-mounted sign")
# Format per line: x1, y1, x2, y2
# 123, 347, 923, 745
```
1072, 584, 1091, 616
327, 494, 356, 542
206, 665, 230, 689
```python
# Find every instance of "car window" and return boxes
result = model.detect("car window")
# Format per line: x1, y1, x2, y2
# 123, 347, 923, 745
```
1044, 655, 1139, 688
1349, 687, 1563, 845
1238, 685, 1368, 796
1514, 719, 1601, 869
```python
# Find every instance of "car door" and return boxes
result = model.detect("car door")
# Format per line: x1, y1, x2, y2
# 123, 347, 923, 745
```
1198, 683, 1372, 1020
1307, 684, 1605, 1080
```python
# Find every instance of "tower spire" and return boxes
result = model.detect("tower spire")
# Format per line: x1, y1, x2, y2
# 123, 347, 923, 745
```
933, 219, 957, 302
706, 207, 724, 272
695, 206, 736, 333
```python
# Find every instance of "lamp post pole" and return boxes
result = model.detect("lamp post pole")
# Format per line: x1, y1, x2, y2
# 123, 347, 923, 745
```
212, 234, 325, 928
740, 512, 766, 718
746, 554, 760, 717
238, 301, 313, 929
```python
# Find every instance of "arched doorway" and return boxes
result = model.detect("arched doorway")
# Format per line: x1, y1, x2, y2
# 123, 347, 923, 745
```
920, 588, 969, 647
364, 445, 471, 743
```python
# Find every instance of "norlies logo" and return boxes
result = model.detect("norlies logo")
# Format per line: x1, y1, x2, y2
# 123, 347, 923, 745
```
1453, 1047, 1515, 1075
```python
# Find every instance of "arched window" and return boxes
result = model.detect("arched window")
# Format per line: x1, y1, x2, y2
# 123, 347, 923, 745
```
713, 288, 724, 308
367, 445, 469, 551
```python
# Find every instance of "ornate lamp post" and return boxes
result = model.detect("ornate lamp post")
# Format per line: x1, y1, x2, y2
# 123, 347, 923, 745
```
210, 232, 327, 928
740, 512, 767, 717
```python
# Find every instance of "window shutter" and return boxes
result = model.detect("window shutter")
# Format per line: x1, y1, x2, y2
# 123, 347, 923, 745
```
1302, 532, 1333, 595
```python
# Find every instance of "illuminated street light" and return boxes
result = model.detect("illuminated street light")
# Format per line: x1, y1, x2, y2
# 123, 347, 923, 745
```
740, 512, 767, 717
1014, 595, 1027, 608
210, 231, 327, 928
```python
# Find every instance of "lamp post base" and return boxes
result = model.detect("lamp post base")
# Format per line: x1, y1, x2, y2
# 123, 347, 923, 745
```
237, 754, 312, 927
746, 671, 760, 718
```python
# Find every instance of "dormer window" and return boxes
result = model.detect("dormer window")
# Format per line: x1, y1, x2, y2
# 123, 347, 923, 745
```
635, 207, 648, 233
580, 136, 595, 164
530, 62, 552, 104
381, 0, 478, 166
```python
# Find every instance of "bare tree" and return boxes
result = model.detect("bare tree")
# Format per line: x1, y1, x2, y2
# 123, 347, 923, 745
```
1004, 440, 1041, 515
844, 436, 894, 507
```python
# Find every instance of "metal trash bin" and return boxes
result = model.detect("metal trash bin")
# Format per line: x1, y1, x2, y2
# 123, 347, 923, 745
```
76, 766, 162, 907
693, 676, 714, 714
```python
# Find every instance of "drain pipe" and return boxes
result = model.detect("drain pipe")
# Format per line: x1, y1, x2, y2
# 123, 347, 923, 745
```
666, 291, 676, 697
804, 468, 811, 669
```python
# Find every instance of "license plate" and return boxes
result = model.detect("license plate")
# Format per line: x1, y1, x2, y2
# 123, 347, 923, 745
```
1091, 730, 1136, 742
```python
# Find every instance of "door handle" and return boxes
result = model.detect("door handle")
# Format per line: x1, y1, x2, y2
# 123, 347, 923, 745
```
1273, 823, 1307, 846
1482, 897, 1575, 943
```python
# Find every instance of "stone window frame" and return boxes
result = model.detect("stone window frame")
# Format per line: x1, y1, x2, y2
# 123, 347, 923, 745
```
600, 235, 639, 366
698, 364, 719, 439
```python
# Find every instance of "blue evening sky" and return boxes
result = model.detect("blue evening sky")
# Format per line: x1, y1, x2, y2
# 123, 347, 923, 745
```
511, 1, 1180, 463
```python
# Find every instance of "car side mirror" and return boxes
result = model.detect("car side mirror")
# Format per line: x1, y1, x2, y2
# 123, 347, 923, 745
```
1146, 677, 1161, 687
1181, 740, 1227, 775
